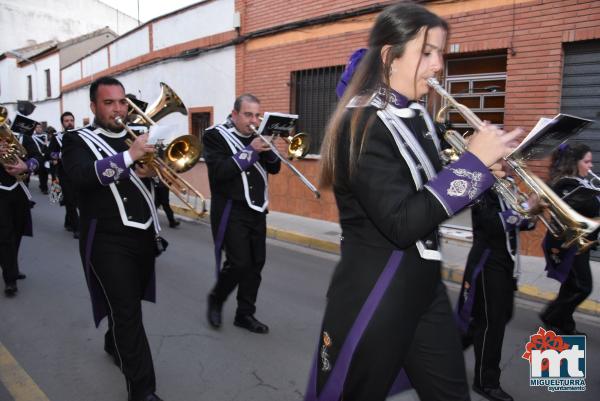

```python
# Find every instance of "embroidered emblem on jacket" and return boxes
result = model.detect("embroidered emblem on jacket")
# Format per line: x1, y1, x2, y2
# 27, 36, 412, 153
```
102, 161, 124, 179
448, 168, 483, 199
506, 214, 520, 225
239, 149, 253, 160
320, 331, 332, 372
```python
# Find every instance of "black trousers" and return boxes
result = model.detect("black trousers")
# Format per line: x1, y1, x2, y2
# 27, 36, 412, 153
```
38, 164, 48, 192
0, 188, 29, 285
468, 255, 515, 388
542, 251, 593, 332
154, 184, 175, 225
211, 203, 267, 317
58, 170, 79, 231
321, 283, 469, 401
87, 223, 156, 401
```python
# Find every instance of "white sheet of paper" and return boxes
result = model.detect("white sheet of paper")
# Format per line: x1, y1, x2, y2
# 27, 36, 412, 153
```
148, 124, 179, 146
508, 117, 552, 158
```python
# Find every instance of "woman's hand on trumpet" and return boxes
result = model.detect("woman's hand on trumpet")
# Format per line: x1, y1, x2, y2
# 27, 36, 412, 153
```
128, 133, 156, 161
467, 122, 523, 168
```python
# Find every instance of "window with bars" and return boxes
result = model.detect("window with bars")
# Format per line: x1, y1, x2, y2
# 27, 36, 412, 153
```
291, 65, 345, 155
442, 55, 507, 134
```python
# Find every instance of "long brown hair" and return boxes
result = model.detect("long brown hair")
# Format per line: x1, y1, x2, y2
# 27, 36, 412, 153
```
549, 143, 591, 183
319, 2, 448, 189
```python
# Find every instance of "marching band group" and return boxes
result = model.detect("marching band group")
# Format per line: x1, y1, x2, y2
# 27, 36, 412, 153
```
0, 3, 598, 401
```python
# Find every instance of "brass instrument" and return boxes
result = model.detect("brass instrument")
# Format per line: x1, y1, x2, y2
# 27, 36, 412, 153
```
129, 82, 187, 125
428, 77, 600, 252
0, 106, 28, 180
249, 117, 320, 198
116, 84, 207, 217
588, 169, 600, 189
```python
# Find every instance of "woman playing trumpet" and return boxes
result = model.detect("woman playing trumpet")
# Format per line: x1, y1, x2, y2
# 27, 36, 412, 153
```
541, 143, 600, 336
305, 3, 523, 401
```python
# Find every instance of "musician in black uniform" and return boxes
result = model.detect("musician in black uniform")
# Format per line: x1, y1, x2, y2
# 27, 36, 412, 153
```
204, 94, 281, 334
32, 123, 49, 194
49, 111, 80, 238
62, 76, 165, 401
456, 183, 538, 401
304, 4, 522, 401
541, 143, 599, 336
0, 124, 42, 296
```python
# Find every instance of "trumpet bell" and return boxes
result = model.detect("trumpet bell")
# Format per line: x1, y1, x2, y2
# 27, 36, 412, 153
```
287, 132, 310, 159
163, 134, 201, 173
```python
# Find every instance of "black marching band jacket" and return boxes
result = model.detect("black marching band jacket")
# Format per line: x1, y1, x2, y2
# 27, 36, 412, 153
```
61, 124, 160, 326
202, 117, 281, 213
543, 175, 600, 282
0, 132, 42, 235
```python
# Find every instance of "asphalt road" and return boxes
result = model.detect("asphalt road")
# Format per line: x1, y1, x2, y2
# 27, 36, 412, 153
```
0, 188, 599, 401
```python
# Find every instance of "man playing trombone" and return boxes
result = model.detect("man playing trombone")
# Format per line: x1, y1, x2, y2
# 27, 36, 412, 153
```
62, 76, 165, 401
204, 93, 280, 334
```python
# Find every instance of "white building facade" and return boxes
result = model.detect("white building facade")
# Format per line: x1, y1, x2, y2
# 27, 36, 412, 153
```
61, 0, 236, 136
0, 0, 137, 53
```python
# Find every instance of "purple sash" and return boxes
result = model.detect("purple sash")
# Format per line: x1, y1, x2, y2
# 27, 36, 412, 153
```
213, 199, 233, 278
305, 250, 404, 401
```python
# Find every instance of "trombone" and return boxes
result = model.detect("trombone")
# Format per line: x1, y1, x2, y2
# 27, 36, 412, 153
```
115, 84, 207, 217
249, 120, 320, 198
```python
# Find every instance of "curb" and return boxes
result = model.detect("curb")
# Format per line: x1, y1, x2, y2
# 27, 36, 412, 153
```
170, 206, 600, 317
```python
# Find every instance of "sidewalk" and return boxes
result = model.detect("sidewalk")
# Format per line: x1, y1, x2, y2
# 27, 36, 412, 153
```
171, 201, 600, 317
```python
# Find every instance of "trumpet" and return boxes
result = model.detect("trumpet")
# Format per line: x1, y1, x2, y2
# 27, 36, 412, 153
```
0, 106, 28, 181
115, 84, 207, 217
249, 119, 320, 198
428, 77, 600, 252
588, 169, 600, 189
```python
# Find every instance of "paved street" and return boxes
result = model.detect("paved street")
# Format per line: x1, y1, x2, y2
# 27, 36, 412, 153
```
1, 188, 599, 401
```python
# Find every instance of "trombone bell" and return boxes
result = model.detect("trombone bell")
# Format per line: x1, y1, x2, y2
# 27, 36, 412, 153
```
164, 135, 201, 173
287, 133, 310, 159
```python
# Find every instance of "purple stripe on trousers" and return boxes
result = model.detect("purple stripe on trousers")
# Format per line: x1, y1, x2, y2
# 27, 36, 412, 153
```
214, 200, 233, 278
543, 235, 577, 283
304, 250, 404, 401
455, 248, 491, 333
83, 219, 105, 327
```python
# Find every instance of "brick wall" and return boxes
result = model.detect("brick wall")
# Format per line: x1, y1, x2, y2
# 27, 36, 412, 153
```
236, 0, 387, 34
237, 0, 600, 255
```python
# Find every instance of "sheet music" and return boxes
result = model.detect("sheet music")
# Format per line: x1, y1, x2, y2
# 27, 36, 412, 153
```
508, 113, 593, 160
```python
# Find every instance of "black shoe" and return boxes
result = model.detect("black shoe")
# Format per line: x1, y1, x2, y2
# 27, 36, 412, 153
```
41, 190, 48, 195
4, 283, 18, 297
234, 314, 269, 334
73, 231, 80, 239
104, 342, 120, 367
64, 225, 73, 232
17, 273, 26, 280
473, 384, 513, 401
207, 294, 222, 328
168, 221, 180, 228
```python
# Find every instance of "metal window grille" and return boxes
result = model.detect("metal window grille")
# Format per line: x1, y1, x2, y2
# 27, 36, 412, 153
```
291, 65, 344, 155
191, 111, 211, 140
